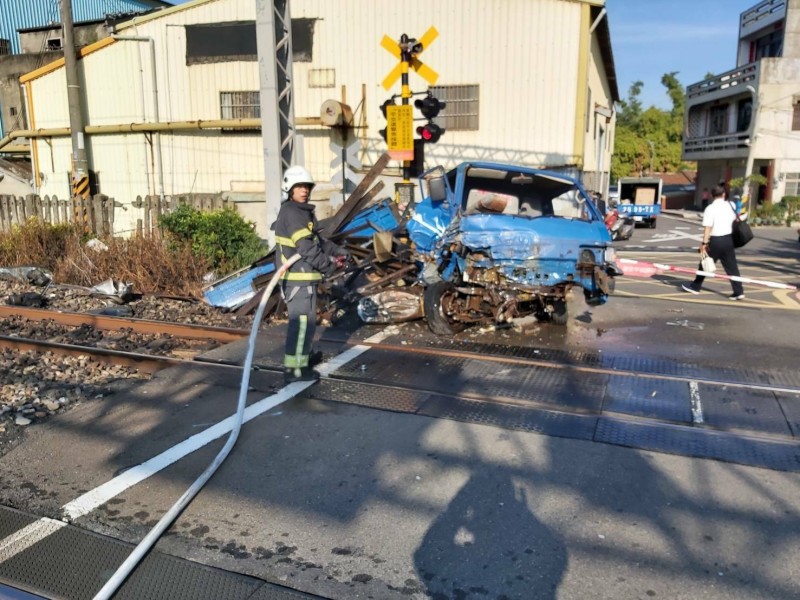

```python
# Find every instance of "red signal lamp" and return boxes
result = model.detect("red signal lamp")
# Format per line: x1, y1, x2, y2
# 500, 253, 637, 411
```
416, 123, 444, 144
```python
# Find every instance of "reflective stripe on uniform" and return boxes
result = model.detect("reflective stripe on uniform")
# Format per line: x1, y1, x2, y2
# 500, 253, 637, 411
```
283, 353, 309, 368
275, 235, 295, 247
290, 228, 314, 244
284, 314, 310, 368
282, 271, 322, 281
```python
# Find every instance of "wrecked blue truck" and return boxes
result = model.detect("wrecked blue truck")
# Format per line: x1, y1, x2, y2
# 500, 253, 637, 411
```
406, 162, 621, 334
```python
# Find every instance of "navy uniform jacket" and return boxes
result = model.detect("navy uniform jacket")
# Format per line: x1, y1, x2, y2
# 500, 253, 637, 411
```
272, 200, 342, 285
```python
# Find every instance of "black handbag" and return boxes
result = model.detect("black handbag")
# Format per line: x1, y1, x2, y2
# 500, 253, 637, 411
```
729, 202, 753, 248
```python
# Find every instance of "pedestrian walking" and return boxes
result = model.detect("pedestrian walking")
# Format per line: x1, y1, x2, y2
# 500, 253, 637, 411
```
272, 165, 349, 383
682, 185, 745, 300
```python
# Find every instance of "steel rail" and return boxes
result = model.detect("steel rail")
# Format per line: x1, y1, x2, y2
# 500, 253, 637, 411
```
325, 337, 800, 396
0, 335, 185, 374
0, 306, 250, 343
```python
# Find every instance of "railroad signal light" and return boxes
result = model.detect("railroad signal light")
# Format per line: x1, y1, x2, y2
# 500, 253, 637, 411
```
416, 122, 444, 144
414, 95, 446, 120
380, 97, 396, 119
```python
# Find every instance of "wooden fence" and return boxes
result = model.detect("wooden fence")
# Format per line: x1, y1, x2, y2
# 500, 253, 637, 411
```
0, 193, 234, 236
132, 194, 234, 237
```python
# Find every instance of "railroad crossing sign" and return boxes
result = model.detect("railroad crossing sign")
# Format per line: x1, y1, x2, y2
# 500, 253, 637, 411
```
330, 139, 362, 171
380, 27, 439, 90
329, 138, 362, 209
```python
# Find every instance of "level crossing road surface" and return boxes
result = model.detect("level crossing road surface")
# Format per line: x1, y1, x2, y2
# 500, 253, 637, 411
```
1, 226, 799, 599
614, 214, 800, 312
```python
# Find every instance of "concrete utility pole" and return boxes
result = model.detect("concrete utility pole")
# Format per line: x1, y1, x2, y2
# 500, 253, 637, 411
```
256, 0, 296, 243
59, 0, 90, 198
646, 140, 655, 176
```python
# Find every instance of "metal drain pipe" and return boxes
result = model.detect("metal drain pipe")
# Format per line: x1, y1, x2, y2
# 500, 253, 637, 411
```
92, 254, 299, 600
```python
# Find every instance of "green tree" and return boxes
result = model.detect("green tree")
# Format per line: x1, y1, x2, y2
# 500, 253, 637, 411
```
616, 81, 643, 129
611, 73, 695, 181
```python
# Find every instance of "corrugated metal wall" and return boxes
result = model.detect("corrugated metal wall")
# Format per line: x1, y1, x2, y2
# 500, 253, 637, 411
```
292, 0, 583, 176
0, 0, 160, 54
26, 0, 615, 235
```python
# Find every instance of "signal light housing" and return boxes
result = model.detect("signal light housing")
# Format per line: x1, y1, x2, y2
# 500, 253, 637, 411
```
414, 95, 446, 120
380, 98, 395, 119
416, 123, 444, 144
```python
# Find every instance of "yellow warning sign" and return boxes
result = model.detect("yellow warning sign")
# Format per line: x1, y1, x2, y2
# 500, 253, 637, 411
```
386, 105, 413, 161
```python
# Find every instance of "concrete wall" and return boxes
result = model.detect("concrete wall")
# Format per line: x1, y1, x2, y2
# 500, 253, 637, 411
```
0, 53, 52, 137
752, 57, 800, 200
19, 23, 109, 55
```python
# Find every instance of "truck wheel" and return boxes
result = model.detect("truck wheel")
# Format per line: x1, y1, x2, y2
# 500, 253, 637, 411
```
550, 299, 568, 326
424, 281, 466, 335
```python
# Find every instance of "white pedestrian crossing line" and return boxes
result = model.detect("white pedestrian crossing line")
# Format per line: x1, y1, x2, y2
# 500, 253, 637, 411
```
0, 328, 397, 563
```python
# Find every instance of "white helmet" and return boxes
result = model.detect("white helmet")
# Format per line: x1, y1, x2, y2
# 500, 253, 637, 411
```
281, 165, 315, 200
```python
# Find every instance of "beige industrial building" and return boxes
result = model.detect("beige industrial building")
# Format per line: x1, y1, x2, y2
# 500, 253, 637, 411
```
19, 0, 619, 236
683, 0, 800, 207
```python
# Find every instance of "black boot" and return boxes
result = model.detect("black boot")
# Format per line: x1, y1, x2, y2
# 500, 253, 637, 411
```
284, 367, 320, 384
309, 350, 324, 367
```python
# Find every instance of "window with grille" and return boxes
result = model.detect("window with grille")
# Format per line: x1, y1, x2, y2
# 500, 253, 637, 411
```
429, 84, 479, 131
220, 91, 260, 119
0, 39, 10, 56
186, 19, 315, 65
785, 173, 800, 196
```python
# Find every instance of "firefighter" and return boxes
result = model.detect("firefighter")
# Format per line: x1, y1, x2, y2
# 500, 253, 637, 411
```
273, 165, 348, 383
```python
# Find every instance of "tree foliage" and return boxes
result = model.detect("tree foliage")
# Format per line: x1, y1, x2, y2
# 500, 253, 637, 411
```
611, 74, 696, 181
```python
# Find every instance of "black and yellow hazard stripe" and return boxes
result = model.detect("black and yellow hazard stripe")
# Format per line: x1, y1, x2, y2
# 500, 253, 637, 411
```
72, 175, 90, 200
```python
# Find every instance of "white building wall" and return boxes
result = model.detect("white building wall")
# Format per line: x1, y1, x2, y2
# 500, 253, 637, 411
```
293, 0, 584, 176
585, 33, 616, 175
25, 0, 613, 234
751, 57, 800, 200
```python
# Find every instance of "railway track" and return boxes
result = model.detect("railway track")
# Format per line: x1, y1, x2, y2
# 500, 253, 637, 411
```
4, 304, 799, 405
2, 307, 799, 471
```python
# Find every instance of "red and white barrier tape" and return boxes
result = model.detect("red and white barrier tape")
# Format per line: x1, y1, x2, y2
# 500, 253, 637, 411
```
618, 258, 798, 291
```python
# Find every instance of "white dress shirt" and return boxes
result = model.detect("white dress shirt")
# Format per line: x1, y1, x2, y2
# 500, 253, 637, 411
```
702, 199, 737, 237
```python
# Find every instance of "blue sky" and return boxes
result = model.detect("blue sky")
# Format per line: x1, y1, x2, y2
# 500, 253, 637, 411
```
605, 0, 763, 109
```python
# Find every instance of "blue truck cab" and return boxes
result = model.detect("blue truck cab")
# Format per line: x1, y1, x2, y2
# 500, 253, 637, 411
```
408, 162, 621, 333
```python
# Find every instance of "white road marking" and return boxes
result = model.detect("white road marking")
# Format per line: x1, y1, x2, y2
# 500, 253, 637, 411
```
62, 330, 392, 520
0, 518, 66, 563
643, 230, 704, 244
0, 328, 395, 556
689, 381, 704, 424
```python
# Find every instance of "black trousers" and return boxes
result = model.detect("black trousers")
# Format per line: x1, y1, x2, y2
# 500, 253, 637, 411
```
690, 234, 744, 296
282, 284, 317, 370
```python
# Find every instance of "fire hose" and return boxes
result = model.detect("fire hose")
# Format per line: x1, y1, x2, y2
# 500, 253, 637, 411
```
618, 258, 798, 291
93, 254, 301, 600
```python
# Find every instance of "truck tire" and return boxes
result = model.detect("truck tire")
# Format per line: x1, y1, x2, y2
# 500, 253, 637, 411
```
424, 281, 466, 335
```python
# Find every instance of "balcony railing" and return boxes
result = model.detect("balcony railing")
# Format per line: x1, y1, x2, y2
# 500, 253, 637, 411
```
687, 62, 758, 103
741, 0, 786, 36
684, 133, 751, 156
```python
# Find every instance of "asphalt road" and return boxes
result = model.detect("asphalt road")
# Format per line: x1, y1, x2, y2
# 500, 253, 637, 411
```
0, 218, 799, 600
